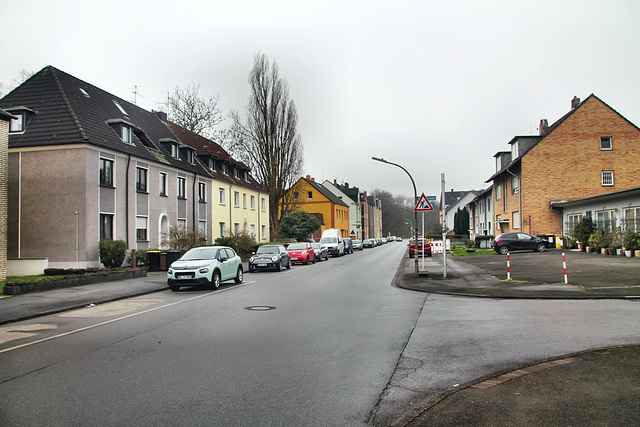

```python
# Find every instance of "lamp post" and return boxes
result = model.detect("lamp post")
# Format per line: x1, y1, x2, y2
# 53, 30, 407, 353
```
372, 156, 419, 275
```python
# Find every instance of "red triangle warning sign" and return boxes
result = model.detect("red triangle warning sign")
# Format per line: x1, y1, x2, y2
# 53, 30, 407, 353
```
414, 193, 434, 211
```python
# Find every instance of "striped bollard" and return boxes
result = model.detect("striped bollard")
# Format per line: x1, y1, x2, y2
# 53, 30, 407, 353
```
563, 252, 568, 284
507, 253, 511, 280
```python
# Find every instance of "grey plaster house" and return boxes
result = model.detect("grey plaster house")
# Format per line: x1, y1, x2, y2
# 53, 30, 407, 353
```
0, 66, 213, 268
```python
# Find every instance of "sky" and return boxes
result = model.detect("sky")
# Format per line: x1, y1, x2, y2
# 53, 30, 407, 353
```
2, 0, 640, 201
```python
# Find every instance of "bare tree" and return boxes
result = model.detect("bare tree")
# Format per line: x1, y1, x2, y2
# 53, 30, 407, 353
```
1, 69, 35, 97
168, 83, 223, 139
232, 53, 304, 239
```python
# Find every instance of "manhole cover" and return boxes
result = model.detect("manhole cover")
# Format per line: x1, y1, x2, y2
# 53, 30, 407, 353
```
244, 306, 276, 311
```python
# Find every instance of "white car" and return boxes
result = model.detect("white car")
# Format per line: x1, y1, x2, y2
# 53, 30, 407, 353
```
167, 246, 243, 291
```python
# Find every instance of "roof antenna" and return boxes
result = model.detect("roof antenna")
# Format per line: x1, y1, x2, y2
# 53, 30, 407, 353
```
131, 85, 144, 105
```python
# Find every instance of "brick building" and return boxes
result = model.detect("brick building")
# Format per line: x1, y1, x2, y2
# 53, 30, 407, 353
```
486, 95, 640, 237
0, 109, 14, 280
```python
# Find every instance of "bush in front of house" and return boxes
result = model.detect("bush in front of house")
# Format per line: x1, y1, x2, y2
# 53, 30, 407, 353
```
126, 250, 149, 266
99, 239, 128, 268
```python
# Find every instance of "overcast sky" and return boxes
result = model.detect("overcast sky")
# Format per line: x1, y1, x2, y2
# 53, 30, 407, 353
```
3, 0, 639, 200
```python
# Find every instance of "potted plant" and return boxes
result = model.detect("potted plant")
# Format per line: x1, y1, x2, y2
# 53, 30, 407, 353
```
574, 217, 595, 252
622, 230, 635, 257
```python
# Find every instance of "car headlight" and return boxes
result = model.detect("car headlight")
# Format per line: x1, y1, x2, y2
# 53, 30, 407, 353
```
199, 267, 209, 274
250, 256, 255, 262
271, 256, 278, 262
168, 268, 173, 274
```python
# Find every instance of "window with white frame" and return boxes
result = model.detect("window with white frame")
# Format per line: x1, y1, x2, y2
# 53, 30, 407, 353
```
596, 210, 616, 233
136, 167, 147, 192
219, 222, 226, 237
496, 185, 502, 200
234, 191, 240, 207
511, 176, 519, 194
199, 220, 207, 239
261, 197, 266, 211
122, 125, 132, 144
198, 182, 206, 202
170, 143, 179, 159
9, 113, 24, 133
177, 177, 186, 199
178, 219, 186, 228
100, 214, 114, 240
495, 156, 502, 171
250, 195, 256, 210
159, 172, 167, 196
243, 193, 247, 209
512, 211, 520, 229
234, 222, 240, 234
261, 224, 266, 240
600, 136, 612, 150
209, 158, 216, 170
136, 216, 148, 241
219, 188, 226, 205
623, 207, 640, 232
566, 214, 583, 234
602, 171, 614, 186
511, 141, 519, 159
251, 224, 256, 238
100, 158, 114, 187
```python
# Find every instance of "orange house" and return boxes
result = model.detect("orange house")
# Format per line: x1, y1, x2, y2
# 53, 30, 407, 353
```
285, 176, 350, 240
486, 94, 640, 237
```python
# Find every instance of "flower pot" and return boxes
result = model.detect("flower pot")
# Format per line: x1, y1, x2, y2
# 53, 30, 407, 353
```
601, 248, 607, 255
635, 250, 640, 258
585, 246, 591, 253
577, 242, 583, 251
616, 249, 623, 256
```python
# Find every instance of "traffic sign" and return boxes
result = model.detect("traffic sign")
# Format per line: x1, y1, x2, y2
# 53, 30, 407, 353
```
414, 193, 434, 211
426, 195, 437, 201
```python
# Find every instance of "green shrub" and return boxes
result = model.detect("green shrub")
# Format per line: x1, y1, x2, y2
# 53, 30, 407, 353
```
99, 239, 128, 268
214, 231, 258, 255
126, 250, 149, 266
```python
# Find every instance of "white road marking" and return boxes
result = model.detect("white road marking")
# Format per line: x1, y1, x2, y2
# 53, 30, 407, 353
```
0, 324, 58, 345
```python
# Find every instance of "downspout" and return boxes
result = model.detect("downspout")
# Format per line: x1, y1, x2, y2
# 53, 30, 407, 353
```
229, 182, 233, 236
193, 173, 197, 232
257, 191, 262, 241
125, 154, 131, 247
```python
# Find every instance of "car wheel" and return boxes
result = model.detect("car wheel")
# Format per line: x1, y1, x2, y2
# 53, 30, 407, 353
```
169, 284, 180, 292
234, 266, 244, 283
249, 265, 255, 273
312, 254, 316, 264
211, 271, 221, 289
409, 253, 414, 258
498, 245, 510, 255
286, 259, 291, 269
277, 261, 283, 272
536, 243, 547, 252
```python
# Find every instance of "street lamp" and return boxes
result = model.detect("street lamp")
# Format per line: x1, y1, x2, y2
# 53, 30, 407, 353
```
372, 156, 419, 275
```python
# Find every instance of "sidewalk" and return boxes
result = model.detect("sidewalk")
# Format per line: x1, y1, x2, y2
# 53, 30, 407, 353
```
392, 252, 640, 426
0, 272, 168, 325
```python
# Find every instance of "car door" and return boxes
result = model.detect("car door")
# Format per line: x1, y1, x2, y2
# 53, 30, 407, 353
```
517, 233, 536, 250
218, 248, 236, 280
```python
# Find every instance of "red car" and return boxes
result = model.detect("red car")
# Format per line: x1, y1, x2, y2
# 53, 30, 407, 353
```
286, 242, 316, 264
409, 238, 432, 258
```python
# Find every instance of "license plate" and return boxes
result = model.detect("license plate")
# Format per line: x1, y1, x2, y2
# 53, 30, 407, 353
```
291, 258, 298, 261
177, 275, 190, 280
258, 263, 267, 267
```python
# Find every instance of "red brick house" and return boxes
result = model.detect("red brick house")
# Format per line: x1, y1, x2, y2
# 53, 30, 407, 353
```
486, 94, 640, 237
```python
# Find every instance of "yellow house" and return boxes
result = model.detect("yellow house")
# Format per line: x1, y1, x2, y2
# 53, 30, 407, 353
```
168, 123, 270, 243
286, 176, 350, 240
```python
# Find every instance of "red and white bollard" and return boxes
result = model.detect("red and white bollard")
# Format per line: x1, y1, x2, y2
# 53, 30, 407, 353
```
507, 253, 511, 280
562, 252, 568, 284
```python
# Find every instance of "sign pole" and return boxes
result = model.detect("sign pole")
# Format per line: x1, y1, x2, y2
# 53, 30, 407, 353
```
441, 173, 447, 278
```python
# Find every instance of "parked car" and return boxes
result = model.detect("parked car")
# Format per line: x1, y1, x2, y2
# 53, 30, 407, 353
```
311, 243, 329, 261
352, 239, 364, 251
343, 237, 354, 254
409, 238, 432, 258
287, 242, 316, 264
493, 232, 550, 254
363, 239, 375, 248
397, 237, 403, 242
249, 245, 291, 272
167, 246, 243, 291
320, 228, 345, 257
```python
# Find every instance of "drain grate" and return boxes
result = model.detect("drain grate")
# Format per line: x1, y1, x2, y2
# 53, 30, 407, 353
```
245, 306, 276, 311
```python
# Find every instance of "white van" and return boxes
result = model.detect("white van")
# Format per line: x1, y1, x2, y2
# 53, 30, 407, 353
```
319, 228, 345, 257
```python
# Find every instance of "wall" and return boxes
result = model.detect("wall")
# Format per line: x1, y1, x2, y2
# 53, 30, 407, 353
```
0, 119, 8, 280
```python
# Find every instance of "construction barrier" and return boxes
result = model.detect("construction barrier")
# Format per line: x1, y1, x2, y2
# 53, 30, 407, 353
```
430, 240, 451, 254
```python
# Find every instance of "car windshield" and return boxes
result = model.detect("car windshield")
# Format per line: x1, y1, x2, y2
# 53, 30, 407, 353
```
256, 246, 278, 254
180, 247, 218, 261
320, 237, 337, 244
311, 244, 321, 249
287, 243, 307, 250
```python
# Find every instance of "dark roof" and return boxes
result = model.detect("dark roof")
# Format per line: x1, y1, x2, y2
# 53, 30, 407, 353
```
0, 66, 208, 176
444, 190, 480, 207
0, 108, 16, 121
485, 94, 639, 183
167, 121, 267, 193
302, 178, 349, 207
550, 186, 640, 208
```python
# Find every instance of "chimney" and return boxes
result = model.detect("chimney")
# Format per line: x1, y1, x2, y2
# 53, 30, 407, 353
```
334, 179, 337, 185
539, 119, 549, 135
311, 177, 315, 182
153, 110, 167, 122
571, 96, 580, 110
344, 182, 349, 188
306, 175, 311, 180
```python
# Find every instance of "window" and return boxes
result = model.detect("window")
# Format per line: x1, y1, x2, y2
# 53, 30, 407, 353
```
100, 158, 114, 187
185, 149, 195, 164
209, 158, 216, 170
234, 191, 240, 207
596, 210, 616, 233
113, 100, 128, 116
159, 172, 167, 196
512, 176, 519, 194
136, 167, 147, 192
219, 188, 226, 205
513, 211, 520, 229
308, 191, 313, 200
566, 214, 583, 234
251, 224, 256, 238
623, 207, 640, 232
177, 177, 186, 199
122, 125, 132, 144
178, 219, 186, 228
294, 192, 299, 201
199, 220, 207, 239
496, 156, 502, 171
171, 143, 179, 159
511, 141, 519, 159
9, 113, 24, 133
602, 171, 614, 186
243, 193, 247, 209
219, 222, 226, 237
198, 182, 206, 202
261, 225, 266, 240
496, 185, 502, 200
251, 195, 256, 210
100, 214, 114, 240
234, 223, 240, 234
600, 136, 612, 150
136, 216, 148, 241
234, 167, 239, 178
261, 197, 266, 212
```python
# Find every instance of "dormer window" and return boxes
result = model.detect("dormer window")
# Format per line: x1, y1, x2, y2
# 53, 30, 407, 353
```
209, 158, 216, 170
244, 171, 249, 181
222, 163, 227, 175
9, 113, 24, 133
186, 149, 195, 164
122, 125, 132, 144
171, 143, 179, 159
234, 167, 239, 178
511, 141, 519, 159
496, 156, 502, 171
79, 88, 90, 98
